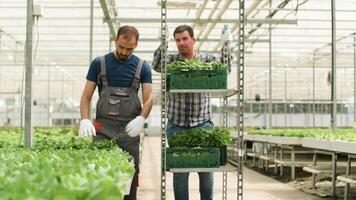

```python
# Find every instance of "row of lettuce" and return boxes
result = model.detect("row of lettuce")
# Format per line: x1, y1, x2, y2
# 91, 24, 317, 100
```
0, 127, 134, 200
246, 128, 356, 142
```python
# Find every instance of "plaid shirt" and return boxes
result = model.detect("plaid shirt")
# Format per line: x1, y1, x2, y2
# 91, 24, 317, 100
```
152, 46, 231, 127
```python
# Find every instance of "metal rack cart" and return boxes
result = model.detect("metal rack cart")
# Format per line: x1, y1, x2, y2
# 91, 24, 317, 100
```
159, 1, 245, 199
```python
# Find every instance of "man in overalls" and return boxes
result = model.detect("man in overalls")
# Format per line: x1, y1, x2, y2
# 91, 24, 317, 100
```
79, 25, 153, 200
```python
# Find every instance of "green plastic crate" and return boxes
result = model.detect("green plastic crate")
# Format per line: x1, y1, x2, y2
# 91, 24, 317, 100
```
169, 70, 227, 90
166, 147, 220, 169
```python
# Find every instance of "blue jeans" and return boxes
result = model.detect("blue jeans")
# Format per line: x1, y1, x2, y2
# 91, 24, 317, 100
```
167, 120, 214, 200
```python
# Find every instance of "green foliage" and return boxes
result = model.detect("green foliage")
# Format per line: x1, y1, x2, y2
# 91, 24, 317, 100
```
166, 58, 228, 74
169, 128, 233, 148
0, 127, 79, 136
247, 128, 356, 142
34, 127, 78, 136
0, 128, 134, 200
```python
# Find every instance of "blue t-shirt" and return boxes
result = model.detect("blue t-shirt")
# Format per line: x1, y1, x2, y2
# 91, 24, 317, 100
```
86, 52, 152, 94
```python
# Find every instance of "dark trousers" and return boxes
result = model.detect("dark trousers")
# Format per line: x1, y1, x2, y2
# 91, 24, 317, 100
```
95, 133, 140, 200
123, 170, 138, 200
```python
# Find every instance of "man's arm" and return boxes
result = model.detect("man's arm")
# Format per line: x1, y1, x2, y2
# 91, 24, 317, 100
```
80, 80, 96, 119
125, 82, 153, 137
152, 46, 163, 72
140, 83, 153, 118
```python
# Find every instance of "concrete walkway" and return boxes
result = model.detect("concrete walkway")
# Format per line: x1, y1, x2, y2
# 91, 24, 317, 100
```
137, 136, 321, 200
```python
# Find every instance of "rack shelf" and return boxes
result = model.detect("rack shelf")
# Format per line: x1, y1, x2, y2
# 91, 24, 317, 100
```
169, 89, 238, 98
168, 163, 238, 173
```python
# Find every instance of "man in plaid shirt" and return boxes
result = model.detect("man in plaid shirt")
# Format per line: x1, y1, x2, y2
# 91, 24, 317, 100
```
152, 24, 232, 200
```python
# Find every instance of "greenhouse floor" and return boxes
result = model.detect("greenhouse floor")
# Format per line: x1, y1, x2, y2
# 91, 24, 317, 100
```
137, 136, 321, 200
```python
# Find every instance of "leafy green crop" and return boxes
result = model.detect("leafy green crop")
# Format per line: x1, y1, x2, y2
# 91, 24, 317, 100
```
247, 128, 356, 142
0, 128, 134, 200
169, 128, 233, 148
166, 58, 228, 74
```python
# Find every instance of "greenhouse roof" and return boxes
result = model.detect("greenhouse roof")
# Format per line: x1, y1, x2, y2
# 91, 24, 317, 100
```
1, 0, 356, 102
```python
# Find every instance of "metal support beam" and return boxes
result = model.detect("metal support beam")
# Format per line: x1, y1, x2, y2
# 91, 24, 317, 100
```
268, 0, 272, 129
191, 0, 208, 29
313, 52, 316, 127
0, 34, 2, 92
264, 74, 267, 127
89, 0, 94, 121
331, 0, 337, 133
151, 37, 268, 43
195, 0, 222, 42
160, 1, 167, 199
107, 17, 297, 25
247, 0, 292, 36
237, 1, 245, 199
24, 0, 34, 148
214, 0, 265, 51
99, 0, 116, 39
222, 24, 230, 200
89, 0, 94, 62
222, 97, 228, 200
284, 70, 287, 127
196, 0, 233, 50
354, 34, 356, 122
332, 152, 337, 196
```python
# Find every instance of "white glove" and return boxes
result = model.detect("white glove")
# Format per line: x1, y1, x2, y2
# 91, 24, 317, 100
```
221, 29, 233, 43
125, 116, 145, 137
79, 119, 96, 138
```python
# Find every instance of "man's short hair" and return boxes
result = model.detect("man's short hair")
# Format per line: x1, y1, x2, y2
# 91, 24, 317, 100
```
116, 25, 140, 41
173, 24, 194, 38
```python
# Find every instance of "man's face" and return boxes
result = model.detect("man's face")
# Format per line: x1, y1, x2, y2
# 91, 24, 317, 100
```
115, 35, 137, 60
174, 31, 196, 56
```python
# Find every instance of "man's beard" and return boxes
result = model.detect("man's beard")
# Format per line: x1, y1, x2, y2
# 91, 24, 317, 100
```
116, 49, 130, 60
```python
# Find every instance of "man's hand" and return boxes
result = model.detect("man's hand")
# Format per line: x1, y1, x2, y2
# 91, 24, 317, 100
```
125, 116, 145, 137
221, 29, 233, 43
79, 119, 96, 138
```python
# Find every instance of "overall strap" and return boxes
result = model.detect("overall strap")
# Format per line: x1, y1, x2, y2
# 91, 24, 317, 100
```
135, 58, 144, 79
99, 56, 108, 86
132, 58, 144, 89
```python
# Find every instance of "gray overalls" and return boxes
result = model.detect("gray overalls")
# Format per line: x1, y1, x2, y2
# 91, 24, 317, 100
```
94, 55, 143, 200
